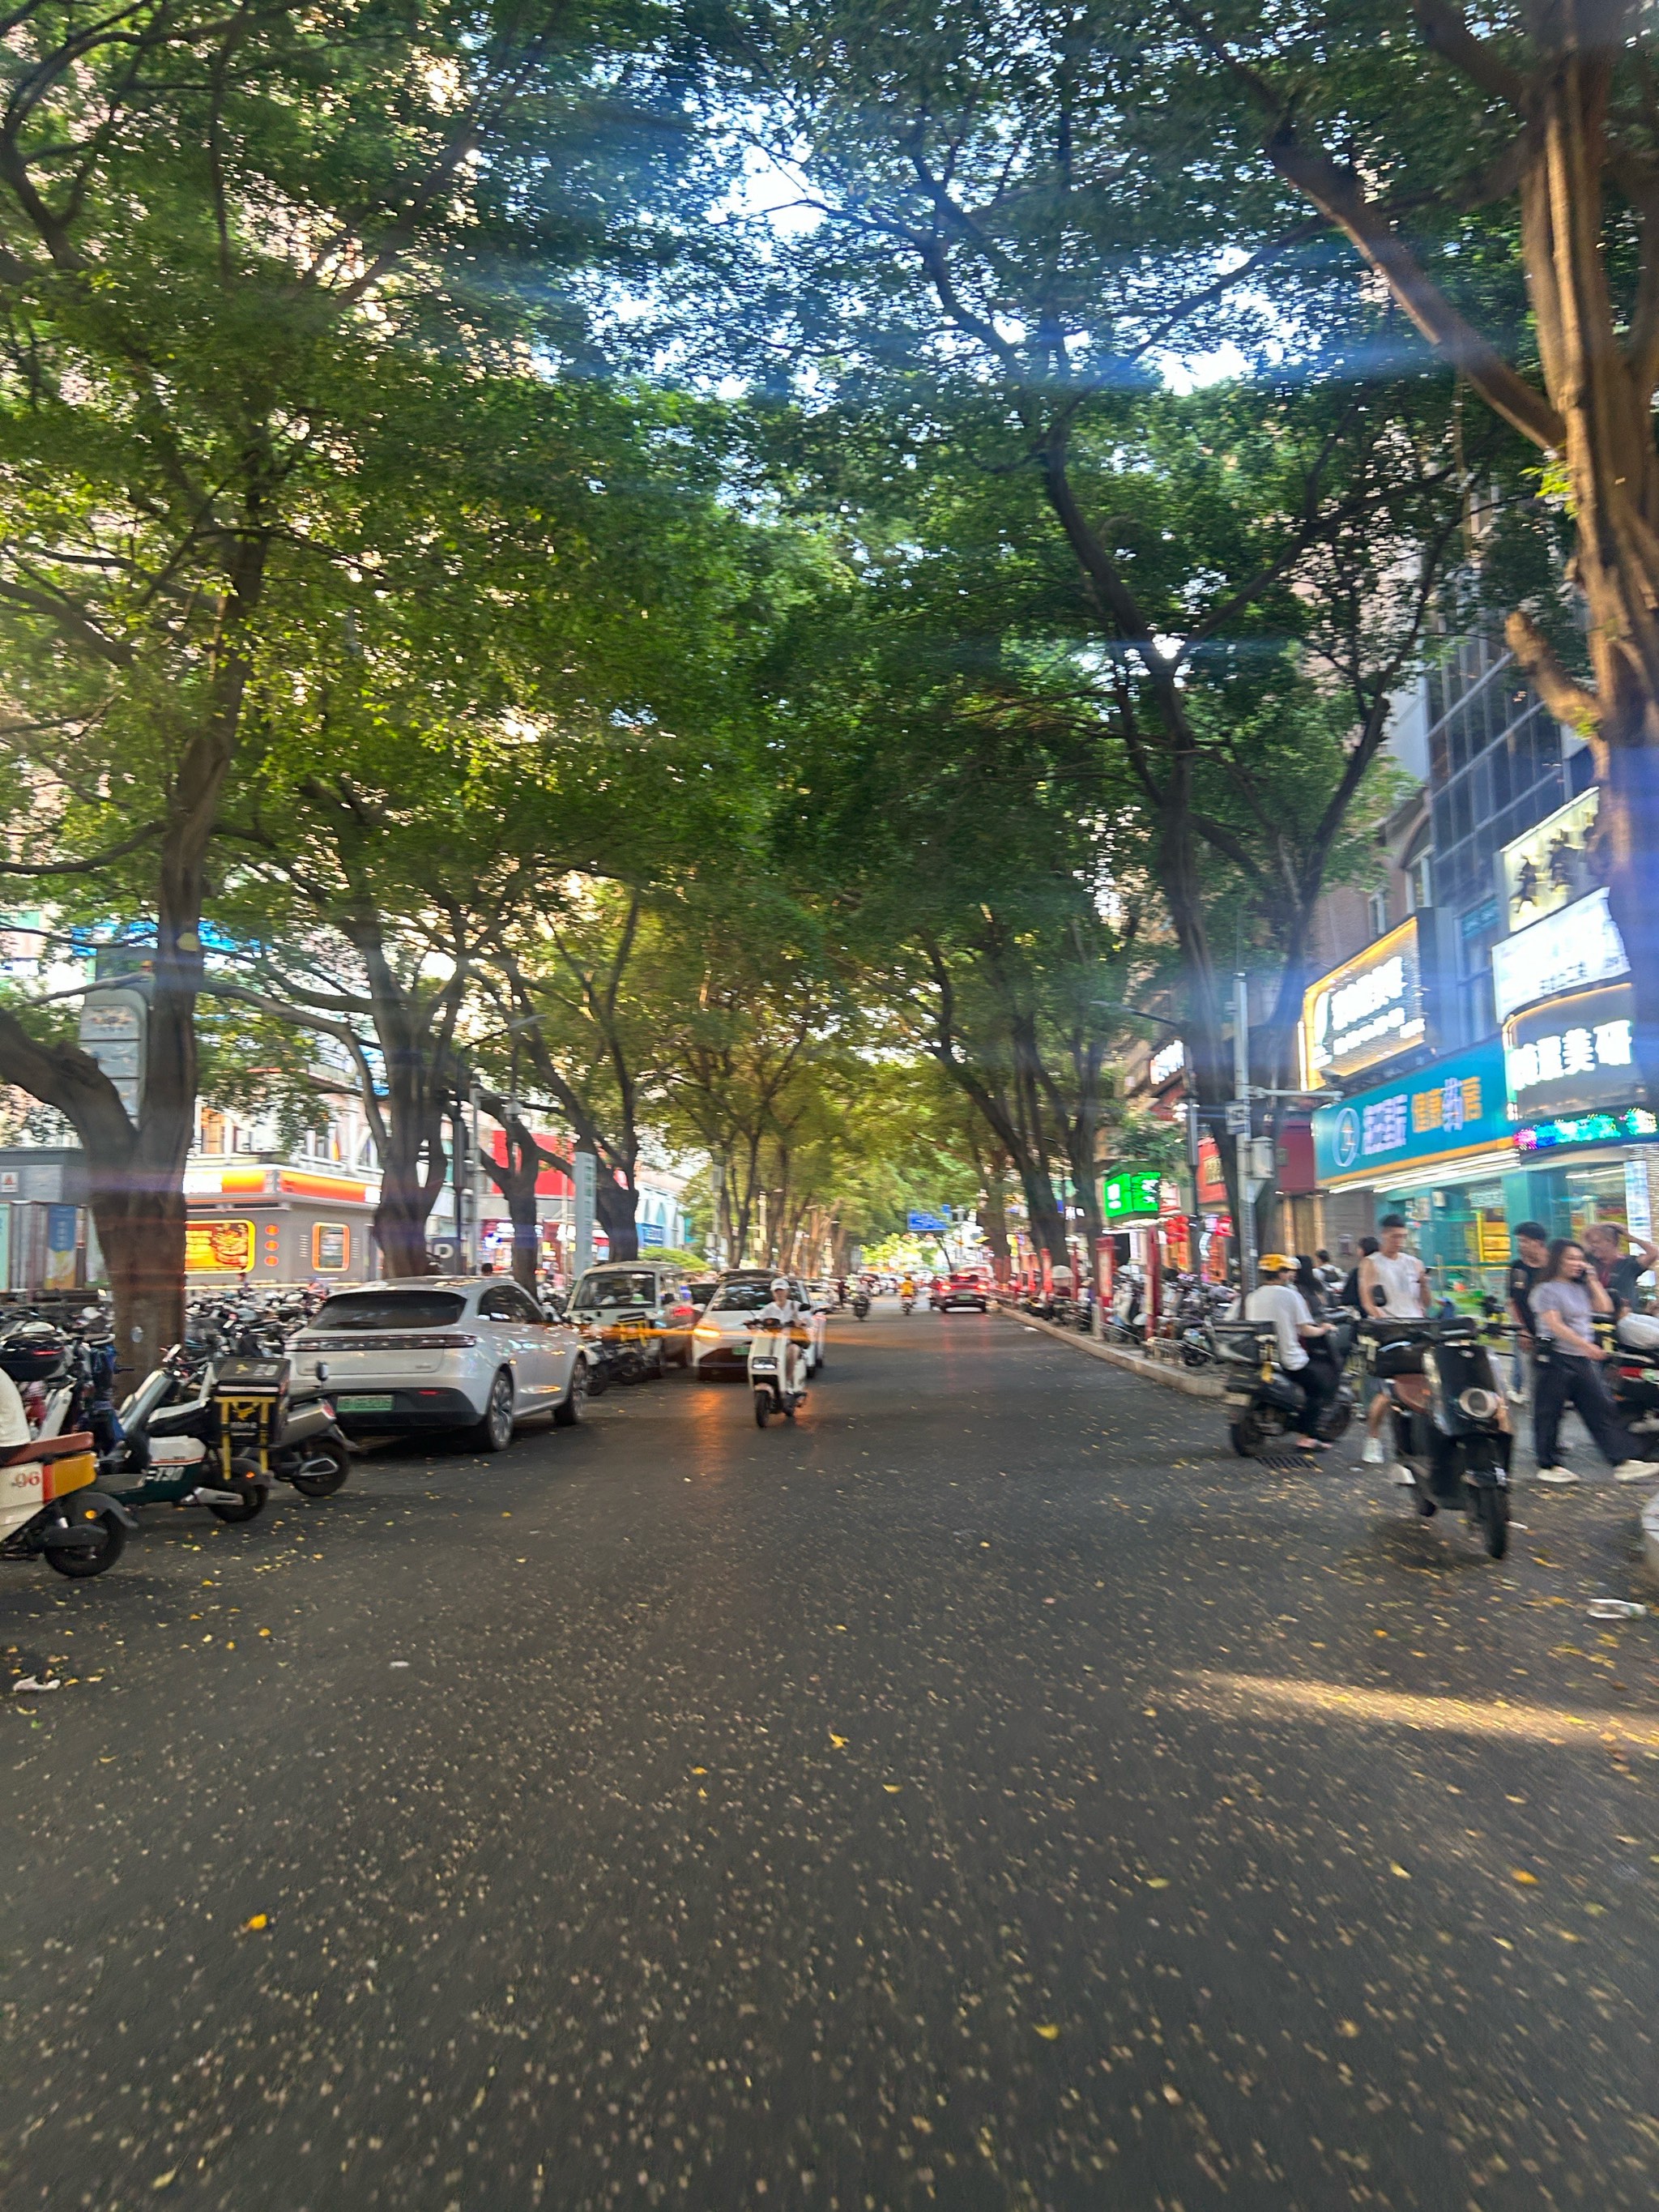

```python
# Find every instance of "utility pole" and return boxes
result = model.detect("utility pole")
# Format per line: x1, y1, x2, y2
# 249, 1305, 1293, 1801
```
1233, 971, 1258, 1296
469, 1077, 485, 1271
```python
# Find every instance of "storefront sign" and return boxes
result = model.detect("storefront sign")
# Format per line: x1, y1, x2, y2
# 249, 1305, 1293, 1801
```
1491, 886, 1627, 1022
312, 1222, 349, 1272
1499, 786, 1603, 932
186, 1219, 254, 1272
1299, 918, 1426, 1089
44, 1203, 77, 1291
1503, 980, 1642, 1120
1312, 1040, 1511, 1187
1102, 1168, 1161, 1221
1516, 1106, 1659, 1154
1626, 1157, 1653, 1244
1196, 1136, 1226, 1207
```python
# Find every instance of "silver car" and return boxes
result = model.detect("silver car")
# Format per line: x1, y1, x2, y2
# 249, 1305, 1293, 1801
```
291, 1277, 590, 1450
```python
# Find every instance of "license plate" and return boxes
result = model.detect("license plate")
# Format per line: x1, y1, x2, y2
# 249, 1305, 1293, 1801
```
337, 1394, 394, 1412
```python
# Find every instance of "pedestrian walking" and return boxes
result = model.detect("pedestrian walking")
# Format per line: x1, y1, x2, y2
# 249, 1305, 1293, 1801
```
1529, 1238, 1652, 1486
1505, 1219, 1550, 1405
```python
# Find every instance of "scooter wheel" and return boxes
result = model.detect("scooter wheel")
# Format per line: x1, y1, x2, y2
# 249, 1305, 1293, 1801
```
1473, 1484, 1508, 1560
1229, 1416, 1262, 1458
289, 1440, 350, 1498
44, 1508, 126, 1578
753, 1391, 770, 1429
208, 1484, 266, 1524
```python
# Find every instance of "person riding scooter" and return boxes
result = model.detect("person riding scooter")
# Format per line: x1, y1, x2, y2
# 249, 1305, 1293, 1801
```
753, 1278, 812, 1400
1230, 1253, 1337, 1451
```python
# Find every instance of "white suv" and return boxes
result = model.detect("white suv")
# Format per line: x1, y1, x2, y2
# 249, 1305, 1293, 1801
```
291, 1278, 590, 1450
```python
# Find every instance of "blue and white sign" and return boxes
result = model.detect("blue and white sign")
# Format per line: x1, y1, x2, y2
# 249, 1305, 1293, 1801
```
1313, 1040, 1512, 1188
906, 1210, 949, 1234
1491, 886, 1627, 1023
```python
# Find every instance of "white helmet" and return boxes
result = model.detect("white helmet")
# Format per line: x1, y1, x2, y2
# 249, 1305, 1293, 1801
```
771, 1277, 791, 1298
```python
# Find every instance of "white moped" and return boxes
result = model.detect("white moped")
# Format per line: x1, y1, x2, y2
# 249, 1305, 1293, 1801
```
747, 1317, 808, 1428
0, 1428, 134, 1579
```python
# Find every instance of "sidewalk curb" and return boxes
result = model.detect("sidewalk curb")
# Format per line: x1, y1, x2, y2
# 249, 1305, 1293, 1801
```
999, 1306, 1226, 1399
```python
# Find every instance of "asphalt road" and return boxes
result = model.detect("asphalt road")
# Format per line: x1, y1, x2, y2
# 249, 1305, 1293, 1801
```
6, 1305, 1659, 2212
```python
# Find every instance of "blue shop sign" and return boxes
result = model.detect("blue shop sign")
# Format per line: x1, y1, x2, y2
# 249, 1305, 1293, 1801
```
1312, 1040, 1513, 1188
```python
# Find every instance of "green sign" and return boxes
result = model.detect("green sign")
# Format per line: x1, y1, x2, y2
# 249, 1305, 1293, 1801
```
1102, 1169, 1161, 1221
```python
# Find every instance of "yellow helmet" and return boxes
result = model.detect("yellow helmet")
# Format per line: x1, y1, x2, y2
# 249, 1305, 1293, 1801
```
1259, 1253, 1293, 1275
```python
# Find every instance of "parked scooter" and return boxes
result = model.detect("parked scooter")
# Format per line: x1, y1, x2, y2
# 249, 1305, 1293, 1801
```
0, 1428, 135, 1578
104, 1341, 348, 1522
1217, 1315, 1355, 1454
1598, 1311, 1659, 1458
747, 1315, 807, 1427
1363, 1316, 1512, 1558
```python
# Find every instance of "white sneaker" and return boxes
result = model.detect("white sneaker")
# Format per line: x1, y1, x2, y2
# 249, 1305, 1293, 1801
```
1387, 1463, 1415, 1486
1534, 1466, 1580, 1486
1613, 1459, 1655, 1484
1361, 1437, 1385, 1465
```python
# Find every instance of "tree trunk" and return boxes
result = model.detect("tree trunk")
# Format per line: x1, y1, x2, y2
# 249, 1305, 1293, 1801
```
595, 1168, 639, 1263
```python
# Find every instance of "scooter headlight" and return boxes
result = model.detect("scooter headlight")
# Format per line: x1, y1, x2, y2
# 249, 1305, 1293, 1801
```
1458, 1385, 1499, 1421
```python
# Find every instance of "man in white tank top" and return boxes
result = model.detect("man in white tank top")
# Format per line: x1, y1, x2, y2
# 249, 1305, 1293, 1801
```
1358, 1213, 1430, 1469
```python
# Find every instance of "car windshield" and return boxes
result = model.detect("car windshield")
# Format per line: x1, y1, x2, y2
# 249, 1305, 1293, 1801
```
710, 1278, 775, 1313
311, 1292, 465, 1331
571, 1270, 659, 1310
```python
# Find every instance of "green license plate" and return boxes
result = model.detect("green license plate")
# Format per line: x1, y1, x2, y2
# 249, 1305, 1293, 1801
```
338, 1394, 394, 1412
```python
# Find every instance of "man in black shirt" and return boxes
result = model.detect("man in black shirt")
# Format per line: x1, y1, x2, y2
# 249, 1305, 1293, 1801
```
1583, 1220, 1658, 1315
1338, 1236, 1378, 1314
1507, 1221, 1550, 1405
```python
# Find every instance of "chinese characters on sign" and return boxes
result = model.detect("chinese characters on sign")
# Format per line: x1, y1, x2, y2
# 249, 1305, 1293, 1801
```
1506, 1019, 1632, 1095
1491, 886, 1628, 1021
1311, 1042, 1511, 1188
1299, 919, 1426, 1089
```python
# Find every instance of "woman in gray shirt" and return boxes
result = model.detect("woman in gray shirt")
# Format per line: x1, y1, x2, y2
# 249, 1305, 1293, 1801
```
1530, 1241, 1648, 1484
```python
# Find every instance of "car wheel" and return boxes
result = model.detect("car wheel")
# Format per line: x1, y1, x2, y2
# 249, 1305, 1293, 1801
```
553, 1357, 589, 1428
471, 1370, 515, 1452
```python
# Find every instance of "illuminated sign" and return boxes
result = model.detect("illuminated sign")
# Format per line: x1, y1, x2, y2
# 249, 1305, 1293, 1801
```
1299, 918, 1425, 1089
1499, 786, 1603, 932
1102, 1169, 1162, 1220
1516, 1107, 1658, 1154
1312, 1040, 1511, 1187
1148, 1038, 1185, 1086
186, 1219, 255, 1273
312, 1222, 348, 1272
1504, 981, 1644, 1120
1491, 886, 1627, 1022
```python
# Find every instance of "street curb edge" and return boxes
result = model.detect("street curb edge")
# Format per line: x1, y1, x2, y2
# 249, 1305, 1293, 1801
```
997, 1305, 1226, 1399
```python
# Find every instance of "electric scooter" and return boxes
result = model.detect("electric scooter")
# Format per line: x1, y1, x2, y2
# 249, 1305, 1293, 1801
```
748, 1317, 807, 1427
1363, 1316, 1512, 1559
0, 1429, 134, 1579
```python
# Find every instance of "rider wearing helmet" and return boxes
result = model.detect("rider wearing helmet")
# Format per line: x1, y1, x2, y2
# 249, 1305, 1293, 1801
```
755, 1276, 812, 1397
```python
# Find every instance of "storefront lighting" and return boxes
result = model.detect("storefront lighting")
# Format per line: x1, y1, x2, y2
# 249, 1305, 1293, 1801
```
1515, 1108, 1658, 1152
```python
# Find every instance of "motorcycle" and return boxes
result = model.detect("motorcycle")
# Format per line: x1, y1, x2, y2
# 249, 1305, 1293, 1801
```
901, 1293, 915, 1317
0, 1428, 134, 1579
1600, 1311, 1659, 1458
1103, 1265, 1147, 1349
748, 1316, 807, 1427
1217, 1315, 1355, 1455
103, 1339, 348, 1523
1363, 1316, 1512, 1559
851, 1290, 871, 1321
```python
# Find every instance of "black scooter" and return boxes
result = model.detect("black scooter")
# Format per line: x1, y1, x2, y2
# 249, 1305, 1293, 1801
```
1364, 1317, 1512, 1558
1217, 1314, 1355, 1455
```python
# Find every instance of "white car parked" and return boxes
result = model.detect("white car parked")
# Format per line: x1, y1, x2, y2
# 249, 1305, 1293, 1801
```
689, 1270, 829, 1380
291, 1278, 590, 1450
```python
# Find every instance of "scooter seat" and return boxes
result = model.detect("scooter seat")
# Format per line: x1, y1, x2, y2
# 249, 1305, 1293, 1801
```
0, 1429, 93, 1468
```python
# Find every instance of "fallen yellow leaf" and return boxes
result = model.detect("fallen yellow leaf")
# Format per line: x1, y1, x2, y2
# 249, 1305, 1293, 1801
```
1145, 1877, 1170, 1890
1511, 1869, 1538, 1885
1389, 1863, 1411, 1879
1034, 2023, 1060, 2040
829, 1732, 847, 1748
1337, 2020, 1360, 2039
244, 1913, 268, 1931
883, 1783, 902, 1794
691, 1766, 706, 1774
